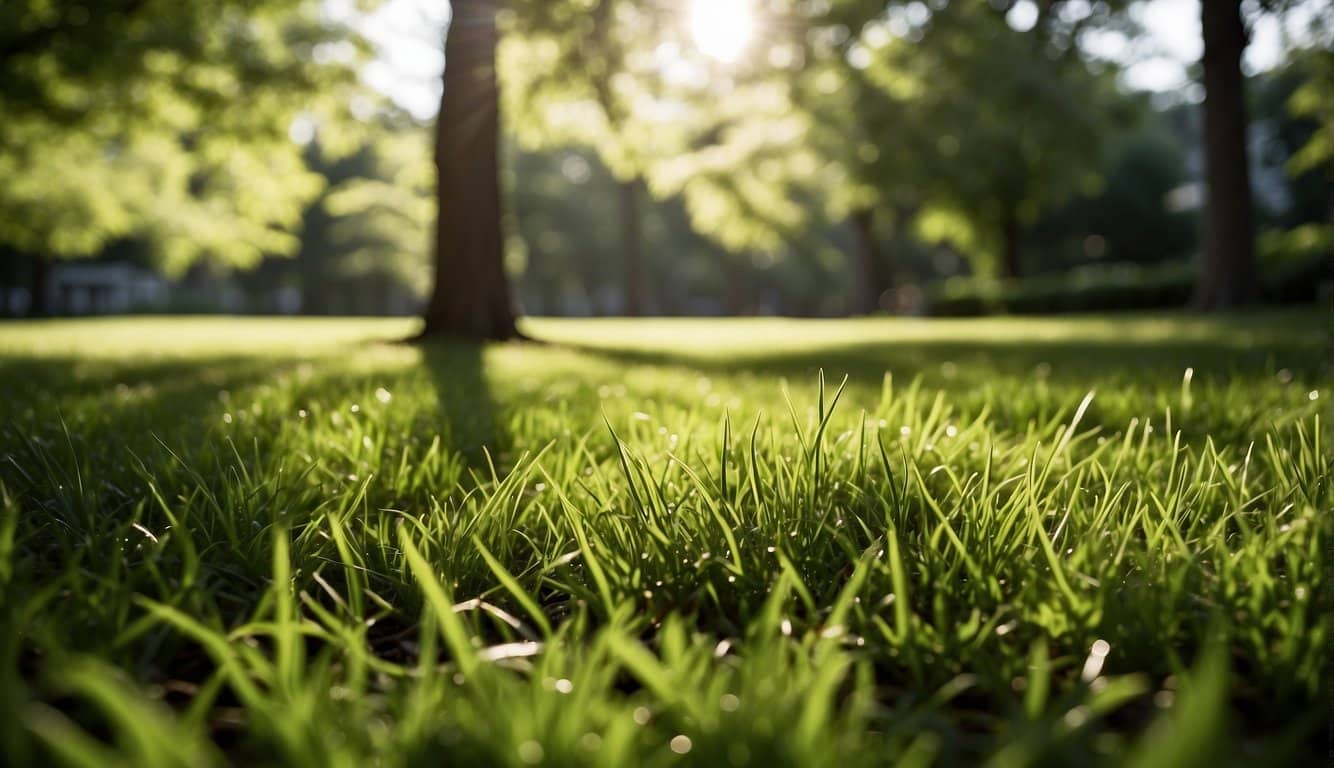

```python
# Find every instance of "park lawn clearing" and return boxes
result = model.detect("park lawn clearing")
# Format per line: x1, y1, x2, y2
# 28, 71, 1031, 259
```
0, 312, 1328, 766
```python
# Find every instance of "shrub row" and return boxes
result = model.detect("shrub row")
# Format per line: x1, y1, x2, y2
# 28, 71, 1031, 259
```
926, 253, 1331, 316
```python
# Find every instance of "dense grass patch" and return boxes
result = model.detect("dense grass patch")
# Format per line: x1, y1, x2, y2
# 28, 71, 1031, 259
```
0, 312, 1329, 766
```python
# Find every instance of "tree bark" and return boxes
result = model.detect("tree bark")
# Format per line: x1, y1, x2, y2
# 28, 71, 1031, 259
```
419, 0, 520, 341
1195, 0, 1257, 310
27, 256, 50, 317
619, 178, 643, 316
849, 207, 886, 315
1000, 208, 1023, 280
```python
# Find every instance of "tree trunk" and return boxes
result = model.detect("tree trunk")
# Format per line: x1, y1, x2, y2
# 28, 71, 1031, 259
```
849, 207, 887, 315
1000, 209, 1022, 280
619, 178, 643, 316
27, 256, 50, 317
1195, 0, 1257, 310
419, 0, 519, 341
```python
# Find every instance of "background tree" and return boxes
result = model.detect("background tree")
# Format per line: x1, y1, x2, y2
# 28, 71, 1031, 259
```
1025, 126, 1198, 271
420, 0, 652, 337
501, 0, 643, 315
1249, 44, 1334, 302
508, 146, 745, 317
290, 120, 434, 315
1192, 0, 1329, 309
864, 3, 1125, 281
0, 0, 363, 315
419, 0, 519, 339
647, 0, 1126, 298
1195, 0, 1257, 309
502, 0, 767, 317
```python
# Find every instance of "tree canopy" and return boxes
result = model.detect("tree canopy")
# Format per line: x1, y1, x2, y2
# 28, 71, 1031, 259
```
0, 0, 366, 272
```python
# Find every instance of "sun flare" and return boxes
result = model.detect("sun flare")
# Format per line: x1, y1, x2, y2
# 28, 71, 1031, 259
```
688, 0, 755, 63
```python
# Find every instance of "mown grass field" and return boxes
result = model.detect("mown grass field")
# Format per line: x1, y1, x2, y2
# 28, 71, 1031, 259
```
0, 311, 1329, 766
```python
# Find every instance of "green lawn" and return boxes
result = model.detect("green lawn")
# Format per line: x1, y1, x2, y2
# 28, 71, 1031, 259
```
0, 312, 1329, 766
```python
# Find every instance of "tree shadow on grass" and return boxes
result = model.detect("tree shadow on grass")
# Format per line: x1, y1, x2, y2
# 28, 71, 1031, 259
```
560, 335, 1319, 382
0, 338, 511, 506
539, 309, 1327, 378
543, 319, 1329, 444
0, 354, 320, 474
413, 340, 505, 468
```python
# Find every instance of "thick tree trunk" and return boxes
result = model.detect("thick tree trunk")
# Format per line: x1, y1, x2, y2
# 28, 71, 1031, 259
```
849, 207, 887, 315
619, 178, 643, 316
419, 0, 519, 341
1195, 0, 1257, 310
27, 256, 50, 317
1000, 209, 1022, 280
